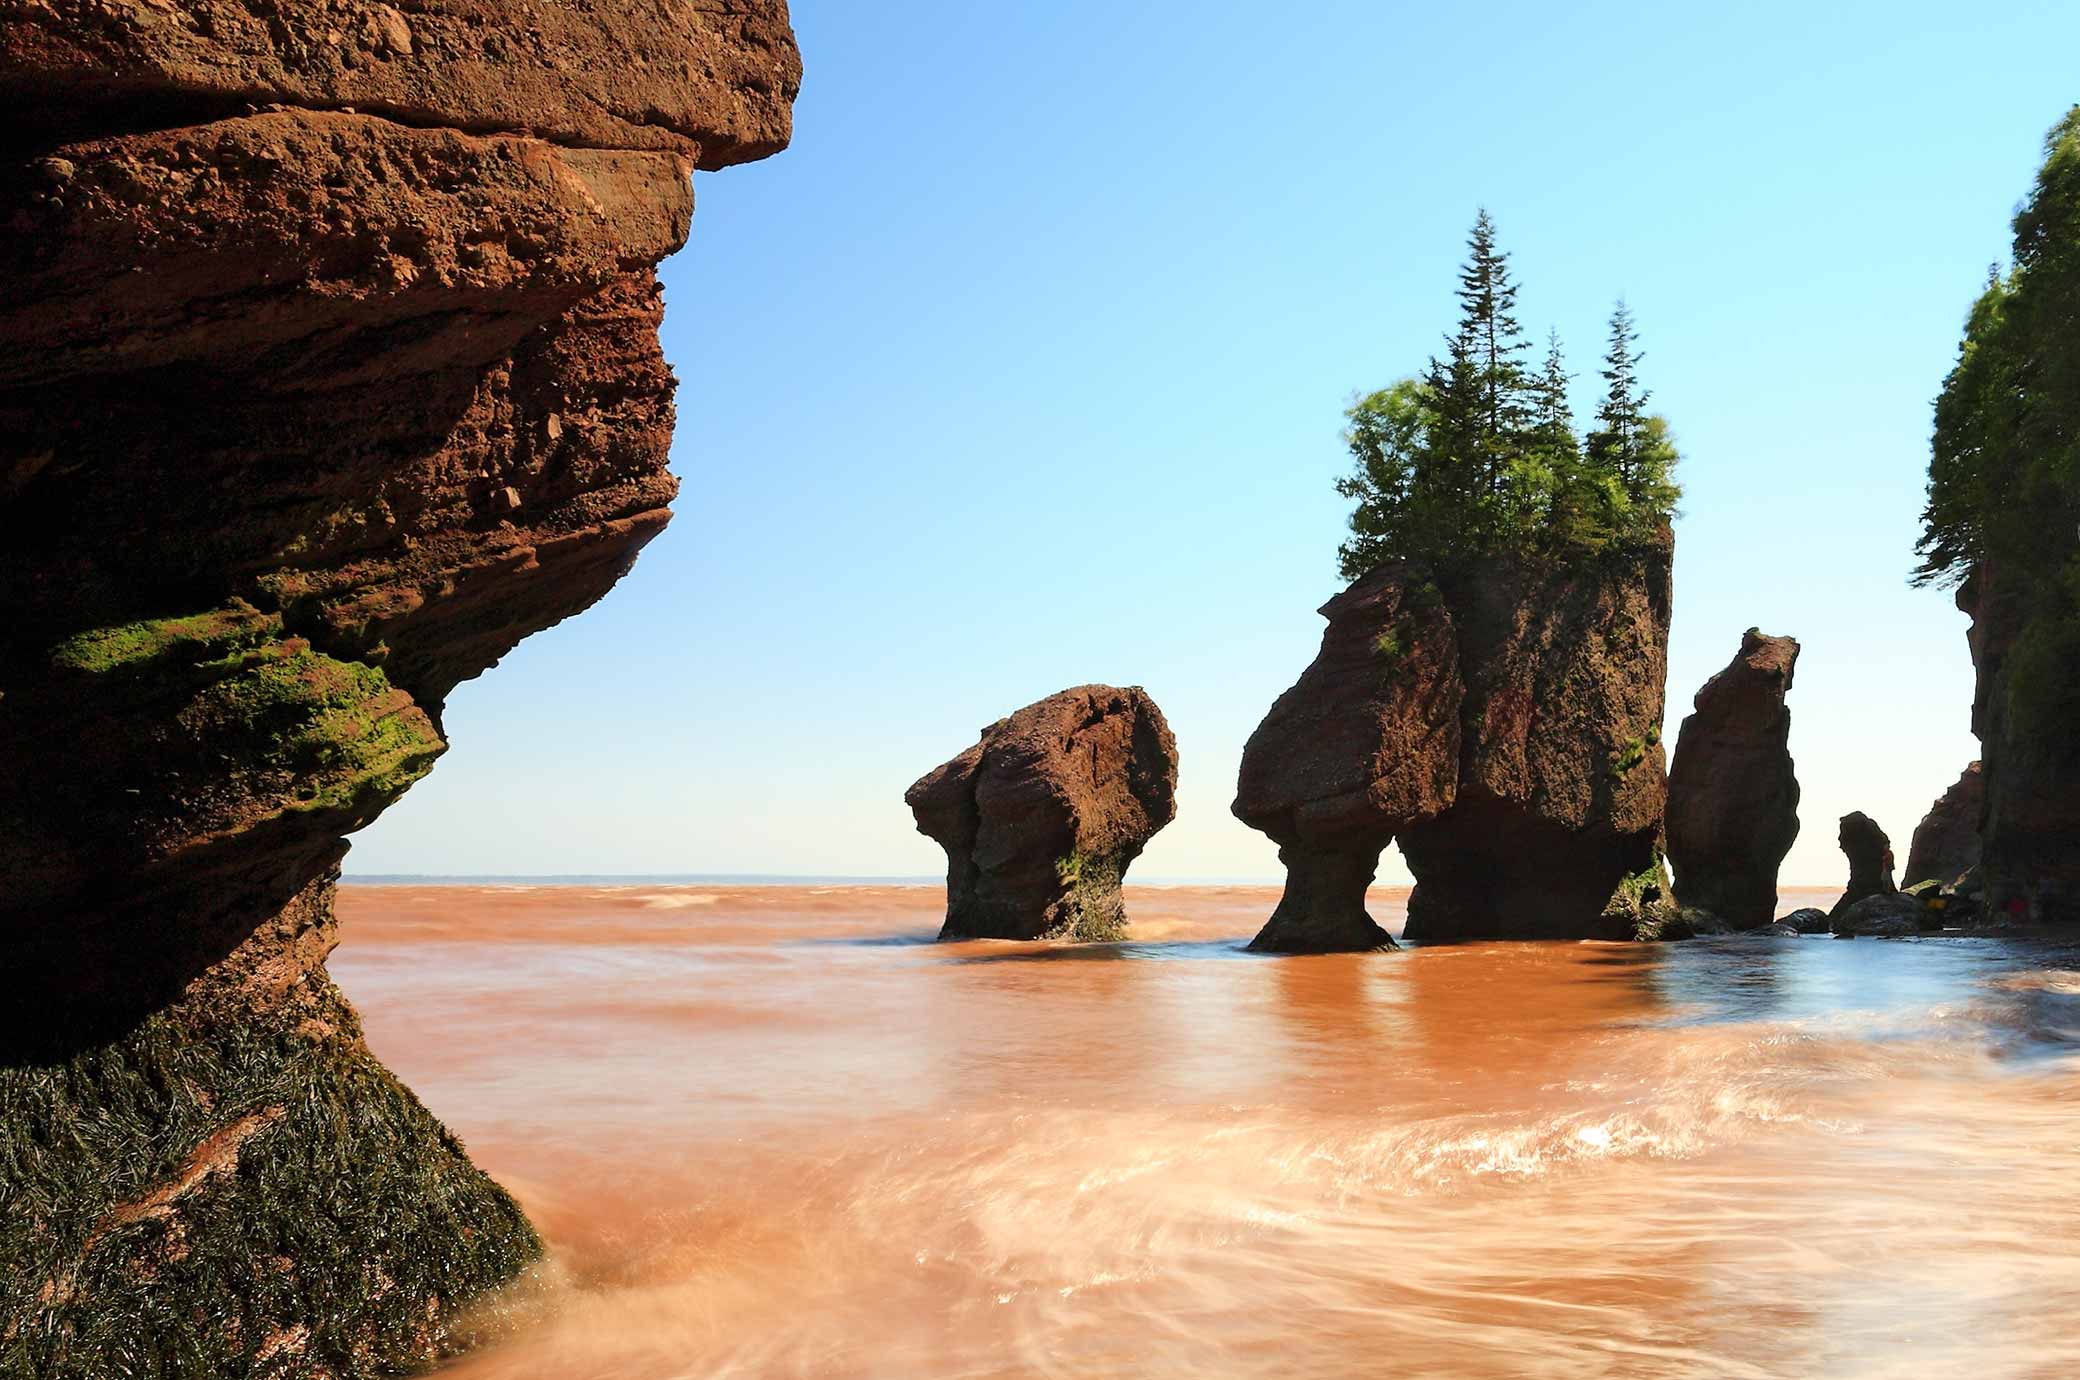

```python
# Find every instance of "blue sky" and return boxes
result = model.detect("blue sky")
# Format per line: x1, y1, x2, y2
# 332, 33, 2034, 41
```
353, 1, 2073, 884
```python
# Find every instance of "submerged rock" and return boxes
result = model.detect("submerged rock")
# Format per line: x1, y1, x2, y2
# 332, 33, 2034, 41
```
1235, 533, 1672, 949
1639, 905, 1734, 942
0, 5, 801, 1372
1904, 762, 1985, 889
908, 686, 1179, 942
1665, 629, 1801, 929
1755, 921, 1802, 937
1830, 812, 1898, 916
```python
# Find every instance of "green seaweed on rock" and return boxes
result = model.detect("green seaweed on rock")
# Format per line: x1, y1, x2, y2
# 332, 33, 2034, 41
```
0, 975, 540, 1380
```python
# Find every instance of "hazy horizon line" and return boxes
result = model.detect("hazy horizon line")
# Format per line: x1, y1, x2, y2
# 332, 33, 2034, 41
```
342, 872, 1850, 890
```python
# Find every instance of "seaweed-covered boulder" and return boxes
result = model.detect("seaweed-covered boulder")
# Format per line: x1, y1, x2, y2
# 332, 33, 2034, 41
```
1904, 762, 1984, 889
1830, 812, 1898, 916
1665, 629, 1801, 928
908, 686, 1178, 942
1234, 531, 1672, 949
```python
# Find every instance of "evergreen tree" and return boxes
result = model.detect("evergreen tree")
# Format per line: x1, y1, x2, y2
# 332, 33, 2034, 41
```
1457, 210, 1535, 500
1335, 217, 1680, 577
1531, 328, 1575, 452
1588, 300, 1649, 490
1534, 329, 1615, 550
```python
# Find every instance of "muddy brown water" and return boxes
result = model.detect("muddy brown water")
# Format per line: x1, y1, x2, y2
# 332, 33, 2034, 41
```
331, 883, 2080, 1379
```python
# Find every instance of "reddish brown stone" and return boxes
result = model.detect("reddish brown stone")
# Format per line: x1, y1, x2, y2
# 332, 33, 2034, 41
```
1665, 629, 1801, 929
0, 3, 798, 1369
1235, 533, 1673, 950
908, 686, 1179, 942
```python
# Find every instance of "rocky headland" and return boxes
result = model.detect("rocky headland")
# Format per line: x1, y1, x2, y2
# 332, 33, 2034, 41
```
1914, 111, 2080, 925
0, 3, 800, 1374
1234, 532, 1673, 950
1664, 629, 1801, 930
908, 685, 1179, 942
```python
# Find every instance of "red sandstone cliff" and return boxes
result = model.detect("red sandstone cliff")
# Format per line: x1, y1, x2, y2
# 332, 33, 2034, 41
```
0, 4, 799, 1372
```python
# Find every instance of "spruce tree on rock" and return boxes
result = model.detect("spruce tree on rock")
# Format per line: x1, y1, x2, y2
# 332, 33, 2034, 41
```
1532, 328, 1575, 450
1453, 209, 1535, 513
1588, 300, 1649, 490
1336, 216, 1680, 576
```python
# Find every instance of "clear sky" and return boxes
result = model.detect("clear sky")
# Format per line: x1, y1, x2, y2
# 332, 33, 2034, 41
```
351, 0, 2075, 884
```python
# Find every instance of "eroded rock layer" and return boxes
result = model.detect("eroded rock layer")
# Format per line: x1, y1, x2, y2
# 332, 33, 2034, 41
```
0, 3, 799, 1372
908, 686, 1179, 942
1235, 533, 1672, 949
1664, 628, 1801, 929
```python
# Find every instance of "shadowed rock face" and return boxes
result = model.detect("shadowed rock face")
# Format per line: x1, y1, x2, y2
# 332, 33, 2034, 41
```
1831, 812, 1897, 917
0, 4, 798, 1372
1665, 629, 1801, 929
908, 686, 1179, 942
1956, 567, 2079, 920
1905, 761, 1984, 889
1235, 533, 1672, 949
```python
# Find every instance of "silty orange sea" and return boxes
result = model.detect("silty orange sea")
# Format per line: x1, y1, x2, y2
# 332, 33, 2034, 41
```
331, 882, 2080, 1379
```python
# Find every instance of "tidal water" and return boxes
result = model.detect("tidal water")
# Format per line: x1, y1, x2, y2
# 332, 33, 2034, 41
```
331, 883, 2080, 1379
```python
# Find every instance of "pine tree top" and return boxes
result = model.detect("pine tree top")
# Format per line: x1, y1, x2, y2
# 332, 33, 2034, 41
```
1335, 215, 1681, 582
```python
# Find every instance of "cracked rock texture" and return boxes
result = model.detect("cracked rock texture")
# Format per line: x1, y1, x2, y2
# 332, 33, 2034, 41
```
908, 686, 1179, 942
1664, 629, 1801, 930
1234, 533, 1672, 950
0, 3, 798, 1374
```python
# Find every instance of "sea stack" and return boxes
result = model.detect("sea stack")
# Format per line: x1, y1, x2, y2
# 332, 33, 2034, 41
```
1831, 812, 1898, 915
1904, 762, 1984, 889
0, 5, 800, 1373
1235, 531, 1672, 948
1229, 570, 1460, 951
907, 686, 1179, 942
1664, 629, 1801, 929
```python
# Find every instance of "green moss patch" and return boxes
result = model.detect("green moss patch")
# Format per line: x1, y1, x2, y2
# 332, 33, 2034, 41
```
178, 640, 444, 820
0, 978, 540, 1379
49, 603, 283, 677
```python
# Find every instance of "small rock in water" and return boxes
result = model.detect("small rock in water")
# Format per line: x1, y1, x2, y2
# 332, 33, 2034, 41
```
1829, 891, 1925, 938
1754, 921, 1801, 937
1782, 907, 1831, 934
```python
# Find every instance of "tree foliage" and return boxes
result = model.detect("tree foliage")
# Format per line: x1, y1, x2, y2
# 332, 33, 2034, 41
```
1915, 107, 2080, 594
1337, 212, 1682, 581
